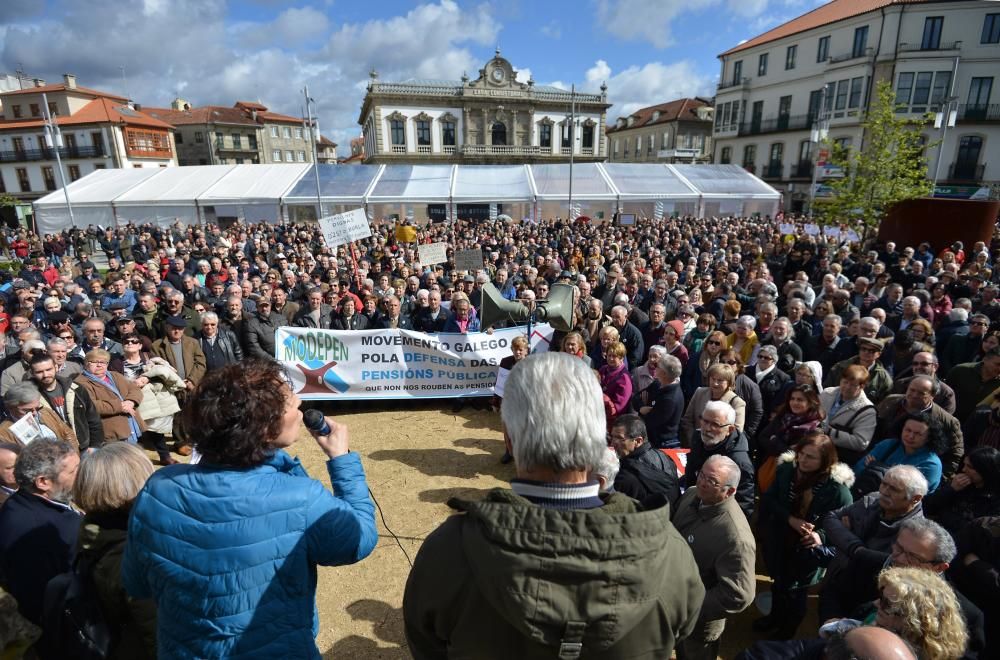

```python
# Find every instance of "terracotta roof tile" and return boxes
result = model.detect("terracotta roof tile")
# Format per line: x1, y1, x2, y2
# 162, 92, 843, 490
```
235, 100, 267, 110
258, 110, 302, 124
0, 82, 128, 102
318, 135, 336, 146
720, 0, 930, 56
0, 98, 174, 131
605, 97, 712, 134
143, 105, 257, 126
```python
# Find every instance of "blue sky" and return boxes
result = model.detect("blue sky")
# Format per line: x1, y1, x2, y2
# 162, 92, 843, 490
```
1, 0, 826, 154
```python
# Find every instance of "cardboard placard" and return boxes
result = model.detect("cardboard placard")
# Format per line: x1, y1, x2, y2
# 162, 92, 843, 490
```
418, 242, 449, 266
318, 208, 372, 248
454, 248, 484, 273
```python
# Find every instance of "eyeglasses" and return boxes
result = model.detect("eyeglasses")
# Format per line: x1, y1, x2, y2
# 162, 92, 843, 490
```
889, 541, 935, 565
757, 354, 775, 361
705, 340, 722, 346
722, 360, 739, 365
700, 416, 730, 430
123, 339, 141, 345
696, 471, 726, 488
911, 361, 934, 367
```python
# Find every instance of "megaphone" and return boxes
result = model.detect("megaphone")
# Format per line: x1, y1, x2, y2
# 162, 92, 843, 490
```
480, 282, 576, 332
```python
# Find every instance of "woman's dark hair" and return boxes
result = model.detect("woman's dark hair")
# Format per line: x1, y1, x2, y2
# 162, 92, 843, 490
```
965, 446, 1000, 492
187, 360, 290, 467
775, 383, 822, 419
902, 413, 949, 456
792, 431, 839, 491
718, 348, 745, 374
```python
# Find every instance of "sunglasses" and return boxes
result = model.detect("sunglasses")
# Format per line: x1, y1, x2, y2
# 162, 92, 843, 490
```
706, 340, 722, 346
123, 339, 141, 345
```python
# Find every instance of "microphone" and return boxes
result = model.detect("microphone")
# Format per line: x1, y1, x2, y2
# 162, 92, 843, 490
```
303, 409, 331, 436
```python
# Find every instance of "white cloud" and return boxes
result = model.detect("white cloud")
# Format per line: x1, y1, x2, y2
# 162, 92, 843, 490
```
514, 66, 532, 83
539, 22, 561, 39
0, 0, 502, 155
588, 59, 715, 120
597, 0, 776, 47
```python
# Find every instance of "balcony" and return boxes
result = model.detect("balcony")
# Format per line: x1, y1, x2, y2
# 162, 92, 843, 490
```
947, 162, 986, 182
958, 104, 1000, 122
0, 144, 106, 163
462, 144, 541, 156
898, 41, 962, 53
659, 148, 701, 160
216, 143, 259, 153
762, 162, 784, 179
828, 47, 874, 64
739, 114, 813, 137
791, 161, 814, 179
717, 77, 750, 92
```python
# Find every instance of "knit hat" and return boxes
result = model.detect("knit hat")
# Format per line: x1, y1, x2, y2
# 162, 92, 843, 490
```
666, 319, 686, 339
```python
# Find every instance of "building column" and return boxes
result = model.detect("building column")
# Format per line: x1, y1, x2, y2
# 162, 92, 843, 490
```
482, 108, 489, 145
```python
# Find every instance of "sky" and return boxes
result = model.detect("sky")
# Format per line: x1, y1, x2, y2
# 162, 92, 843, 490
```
0, 0, 827, 156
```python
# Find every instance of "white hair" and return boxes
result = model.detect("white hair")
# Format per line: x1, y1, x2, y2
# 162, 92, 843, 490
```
703, 454, 740, 488
659, 354, 683, 380
703, 399, 737, 425
949, 308, 968, 322
737, 315, 756, 329
501, 352, 606, 473
592, 447, 620, 492
885, 465, 929, 500
647, 345, 667, 359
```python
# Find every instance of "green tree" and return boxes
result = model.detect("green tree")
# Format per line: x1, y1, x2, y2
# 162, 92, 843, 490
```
816, 80, 935, 241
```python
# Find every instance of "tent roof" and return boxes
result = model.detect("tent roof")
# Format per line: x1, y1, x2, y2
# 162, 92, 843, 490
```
452, 165, 533, 203
33, 168, 162, 208
531, 163, 618, 201
366, 164, 453, 204
601, 163, 700, 199
670, 164, 779, 198
282, 164, 382, 204
197, 163, 310, 205
33, 163, 779, 222
113, 165, 236, 207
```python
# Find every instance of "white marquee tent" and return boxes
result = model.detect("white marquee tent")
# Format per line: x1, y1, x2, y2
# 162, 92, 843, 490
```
32, 163, 780, 234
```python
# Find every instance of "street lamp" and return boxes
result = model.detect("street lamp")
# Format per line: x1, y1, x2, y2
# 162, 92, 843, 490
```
41, 92, 76, 227
565, 84, 578, 220
302, 86, 323, 220
807, 84, 830, 218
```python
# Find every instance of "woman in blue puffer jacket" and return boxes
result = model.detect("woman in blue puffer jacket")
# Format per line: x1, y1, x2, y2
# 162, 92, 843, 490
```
122, 360, 377, 659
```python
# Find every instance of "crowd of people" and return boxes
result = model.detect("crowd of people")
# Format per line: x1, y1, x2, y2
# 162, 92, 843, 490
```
0, 214, 997, 658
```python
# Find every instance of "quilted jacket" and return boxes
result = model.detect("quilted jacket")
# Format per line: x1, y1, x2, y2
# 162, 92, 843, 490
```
122, 450, 377, 659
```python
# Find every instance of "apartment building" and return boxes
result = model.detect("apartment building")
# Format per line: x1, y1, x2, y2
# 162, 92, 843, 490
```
714, 0, 999, 211
0, 74, 176, 202
145, 100, 316, 166
606, 98, 714, 163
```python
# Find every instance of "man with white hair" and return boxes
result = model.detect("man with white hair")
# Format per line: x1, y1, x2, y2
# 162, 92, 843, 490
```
816, 465, 927, 621
672, 454, 756, 660
404, 352, 705, 659
684, 400, 755, 517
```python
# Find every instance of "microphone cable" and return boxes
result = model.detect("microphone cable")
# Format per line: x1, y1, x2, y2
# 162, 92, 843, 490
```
368, 486, 413, 568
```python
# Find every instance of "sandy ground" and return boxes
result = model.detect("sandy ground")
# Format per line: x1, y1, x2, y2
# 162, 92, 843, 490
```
159, 398, 818, 659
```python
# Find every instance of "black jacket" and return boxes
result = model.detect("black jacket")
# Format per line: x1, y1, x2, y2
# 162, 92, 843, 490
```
0, 490, 82, 624
243, 311, 284, 360
684, 429, 756, 518
614, 441, 681, 510
332, 314, 369, 331
411, 308, 448, 334
638, 381, 684, 448
199, 328, 243, 368
746, 365, 790, 419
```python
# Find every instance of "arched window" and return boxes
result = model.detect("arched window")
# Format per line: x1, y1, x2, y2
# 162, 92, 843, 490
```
491, 122, 507, 146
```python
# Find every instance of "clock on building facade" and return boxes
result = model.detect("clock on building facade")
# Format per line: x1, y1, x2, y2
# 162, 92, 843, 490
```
358, 49, 610, 165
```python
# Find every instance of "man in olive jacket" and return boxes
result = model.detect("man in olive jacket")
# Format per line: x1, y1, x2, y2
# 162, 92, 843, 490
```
403, 353, 704, 659
672, 454, 756, 660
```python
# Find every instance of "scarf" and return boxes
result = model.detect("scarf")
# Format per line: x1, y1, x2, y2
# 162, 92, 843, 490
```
83, 371, 141, 443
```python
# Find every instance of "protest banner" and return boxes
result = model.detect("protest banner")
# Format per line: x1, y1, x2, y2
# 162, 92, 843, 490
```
276, 324, 554, 400
779, 223, 796, 234
418, 242, 448, 266
318, 208, 372, 248
454, 248, 484, 273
